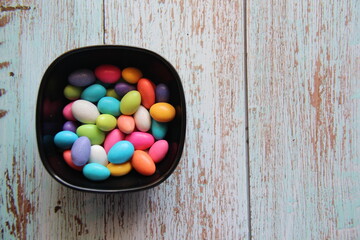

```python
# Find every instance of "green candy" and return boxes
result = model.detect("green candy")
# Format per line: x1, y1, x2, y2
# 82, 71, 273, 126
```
64, 85, 82, 100
106, 88, 121, 100
76, 124, 105, 145
96, 114, 117, 131
120, 90, 141, 115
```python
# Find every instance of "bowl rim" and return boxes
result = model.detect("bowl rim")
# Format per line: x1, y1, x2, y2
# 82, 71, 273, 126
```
36, 45, 186, 193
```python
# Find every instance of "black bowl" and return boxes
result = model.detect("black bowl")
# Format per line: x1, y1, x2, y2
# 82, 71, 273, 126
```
36, 45, 186, 193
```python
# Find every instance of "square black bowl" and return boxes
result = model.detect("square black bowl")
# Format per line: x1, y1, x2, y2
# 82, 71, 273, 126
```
36, 45, 186, 193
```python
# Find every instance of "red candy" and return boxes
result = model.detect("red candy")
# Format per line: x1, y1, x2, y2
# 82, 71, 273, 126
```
94, 64, 121, 84
63, 150, 84, 171
137, 78, 155, 109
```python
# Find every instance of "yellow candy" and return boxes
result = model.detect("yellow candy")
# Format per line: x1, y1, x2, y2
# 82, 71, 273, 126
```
64, 85, 82, 100
122, 67, 143, 84
96, 114, 117, 131
107, 162, 132, 176
149, 103, 176, 122
106, 88, 121, 100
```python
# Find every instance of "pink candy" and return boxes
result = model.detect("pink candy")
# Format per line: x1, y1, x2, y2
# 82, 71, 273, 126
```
125, 132, 155, 150
63, 102, 76, 121
104, 129, 125, 153
149, 140, 169, 163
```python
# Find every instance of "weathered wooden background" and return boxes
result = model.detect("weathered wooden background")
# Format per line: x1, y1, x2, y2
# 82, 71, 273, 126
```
0, 0, 359, 239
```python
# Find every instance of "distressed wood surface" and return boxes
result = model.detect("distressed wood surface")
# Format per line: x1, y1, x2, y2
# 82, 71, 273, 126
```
0, 0, 104, 239
1, 0, 359, 239
0, 0, 249, 239
247, 0, 360, 239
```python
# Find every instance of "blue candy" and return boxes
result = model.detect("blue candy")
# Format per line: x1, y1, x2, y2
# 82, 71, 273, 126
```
151, 119, 168, 140
108, 140, 134, 164
97, 96, 121, 116
83, 163, 110, 181
81, 84, 106, 102
54, 130, 78, 149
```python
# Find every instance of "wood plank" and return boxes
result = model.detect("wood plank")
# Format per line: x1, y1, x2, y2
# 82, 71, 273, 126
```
247, 0, 360, 239
104, 0, 249, 239
0, 1, 104, 239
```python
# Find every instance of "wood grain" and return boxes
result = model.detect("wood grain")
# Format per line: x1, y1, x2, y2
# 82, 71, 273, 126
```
103, 0, 249, 239
0, 0, 103, 239
247, 0, 360, 239
1, 0, 358, 239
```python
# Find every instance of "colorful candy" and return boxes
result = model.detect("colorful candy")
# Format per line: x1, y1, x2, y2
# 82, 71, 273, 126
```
68, 69, 96, 87
131, 150, 156, 176
137, 78, 155, 109
96, 114, 117, 131
72, 100, 100, 124
149, 140, 169, 163
54, 131, 78, 149
117, 115, 135, 134
64, 85, 82, 100
108, 140, 134, 164
134, 105, 151, 132
62, 102, 76, 121
155, 84, 170, 102
151, 119, 168, 140
81, 84, 107, 102
107, 162, 132, 176
95, 65, 121, 84
89, 145, 108, 166
63, 150, 84, 171
63, 121, 78, 133
71, 136, 91, 166
76, 124, 105, 145
97, 96, 121, 116
83, 163, 111, 181
120, 90, 141, 115
55, 65, 176, 181
150, 102, 176, 122
114, 82, 136, 98
125, 132, 155, 150
103, 129, 125, 153
121, 67, 143, 84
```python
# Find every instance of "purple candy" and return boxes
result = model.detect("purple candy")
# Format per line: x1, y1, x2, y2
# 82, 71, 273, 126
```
114, 82, 136, 98
68, 69, 96, 87
155, 84, 170, 102
63, 121, 78, 133
71, 136, 91, 166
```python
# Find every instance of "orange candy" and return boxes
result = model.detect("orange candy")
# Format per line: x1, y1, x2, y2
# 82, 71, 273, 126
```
63, 150, 83, 171
122, 67, 143, 84
149, 102, 176, 122
131, 150, 156, 176
117, 115, 135, 134
137, 78, 155, 109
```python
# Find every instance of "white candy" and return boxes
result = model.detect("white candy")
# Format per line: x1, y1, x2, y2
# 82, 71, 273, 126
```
88, 145, 108, 166
134, 105, 151, 132
71, 99, 100, 124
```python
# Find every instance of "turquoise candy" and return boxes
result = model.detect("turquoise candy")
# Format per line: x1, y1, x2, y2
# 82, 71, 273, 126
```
151, 119, 168, 140
54, 130, 78, 149
108, 140, 134, 164
83, 163, 110, 181
97, 96, 121, 116
81, 84, 106, 102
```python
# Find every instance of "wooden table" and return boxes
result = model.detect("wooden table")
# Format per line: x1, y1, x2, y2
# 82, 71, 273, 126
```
1, 1, 359, 239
